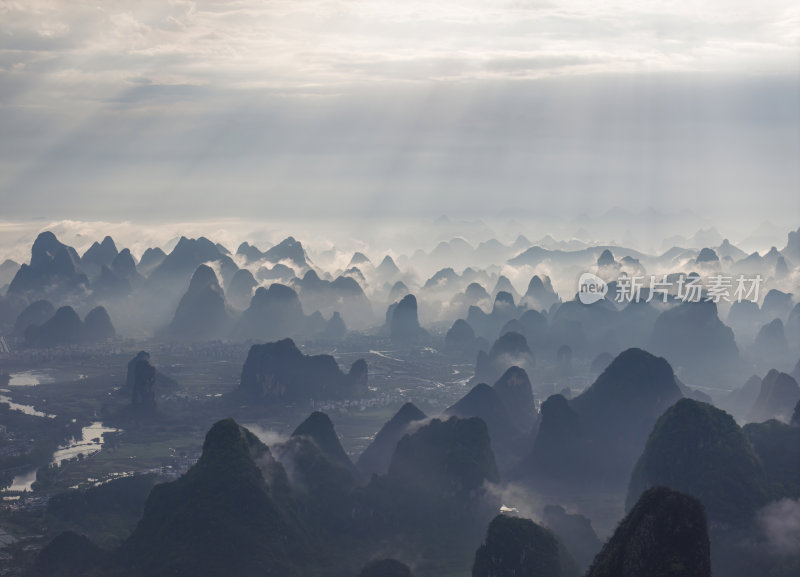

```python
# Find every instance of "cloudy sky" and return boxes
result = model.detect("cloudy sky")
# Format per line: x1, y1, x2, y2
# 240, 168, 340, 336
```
1, 0, 798, 224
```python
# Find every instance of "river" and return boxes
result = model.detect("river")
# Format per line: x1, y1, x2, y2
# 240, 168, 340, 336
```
1, 371, 119, 493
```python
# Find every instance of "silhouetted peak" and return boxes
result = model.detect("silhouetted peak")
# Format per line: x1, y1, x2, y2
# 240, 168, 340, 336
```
138, 246, 165, 271
494, 365, 531, 389
394, 402, 427, 424
130, 351, 156, 410
201, 418, 268, 464
256, 283, 300, 304
148, 237, 229, 291
387, 416, 500, 495
597, 347, 672, 388
749, 369, 800, 423
627, 398, 769, 524
167, 263, 229, 340
696, 247, 719, 263
25, 305, 84, 347
379, 278, 403, 295
239, 339, 366, 402
13, 299, 55, 336
331, 275, 365, 294
303, 269, 321, 283
493, 366, 535, 432
473, 514, 579, 577
574, 348, 680, 411
82, 235, 118, 266
378, 255, 399, 274
448, 382, 500, 413
84, 306, 115, 341
489, 331, 531, 359
762, 288, 793, 316
9, 231, 86, 297
173, 236, 191, 248
540, 393, 572, 420
465, 282, 489, 299
493, 275, 516, 295
349, 251, 371, 267
177, 236, 218, 259
1, 259, 17, 267
349, 358, 367, 380
755, 317, 786, 344
52, 305, 81, 326
35, 531, 106, 577
390, 294, 424, 342
236, 241, 266, 263
588, 487, 710, 577
445, 382, 522, 463
357, 402, 427, 477
650, 302, 739, 383
597, 249, 615, 267
188, 264, 222, 292
120, 418, 305, 576
325, 311, 347, 338
31, 231, 70, 267
228, 268, 257, 307
291, 411, 353, 471
493, 290, 515, 309
526, 274, 545, 292
446, 318, 475, 345
111, 248, 137, 277
783, 226, 800, 260
264, 236, 307, 266
424, 267, 459, 289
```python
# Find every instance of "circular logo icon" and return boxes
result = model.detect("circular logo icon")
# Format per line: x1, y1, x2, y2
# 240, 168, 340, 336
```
577, 272, 608, 304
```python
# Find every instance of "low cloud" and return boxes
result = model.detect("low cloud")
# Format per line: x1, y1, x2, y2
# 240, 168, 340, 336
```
757, 498, 800, 556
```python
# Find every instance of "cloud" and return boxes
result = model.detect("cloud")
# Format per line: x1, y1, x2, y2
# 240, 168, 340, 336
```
484, 481, 547, 523
2, 0, 797, 107
0, 1, 797, 227
757, 498, 800, 556
242, 424, 290, 448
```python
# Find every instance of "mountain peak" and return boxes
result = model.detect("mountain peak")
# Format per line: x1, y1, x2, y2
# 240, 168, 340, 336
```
473, 514, 579, 577
588, 487, 710, 577
291, 411, 357, 474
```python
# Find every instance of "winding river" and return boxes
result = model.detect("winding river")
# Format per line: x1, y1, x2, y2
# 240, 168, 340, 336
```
1, 371, 119, 493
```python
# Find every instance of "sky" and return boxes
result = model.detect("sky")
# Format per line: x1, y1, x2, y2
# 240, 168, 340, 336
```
0, 0, 798, 225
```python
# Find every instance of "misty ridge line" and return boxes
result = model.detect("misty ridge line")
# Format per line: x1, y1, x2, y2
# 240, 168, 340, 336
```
0, 219, 797, 389
0, 225, 798, 576
3, 217, 798, 342
0, 212, 797, 264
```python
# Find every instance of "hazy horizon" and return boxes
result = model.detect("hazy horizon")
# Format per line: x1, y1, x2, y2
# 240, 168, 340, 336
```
0, 213, 797, 268
1, 1, 798, 225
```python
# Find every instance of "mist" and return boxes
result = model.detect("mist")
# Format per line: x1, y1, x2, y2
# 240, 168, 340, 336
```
1, 2, 799, 577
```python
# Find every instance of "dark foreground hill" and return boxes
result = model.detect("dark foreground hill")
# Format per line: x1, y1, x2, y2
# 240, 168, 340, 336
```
36, 414, 502, 577
472, 514, 579, 577
627, 398, 770, 525
586, 487, 711, 577
518, 348, 682, 491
